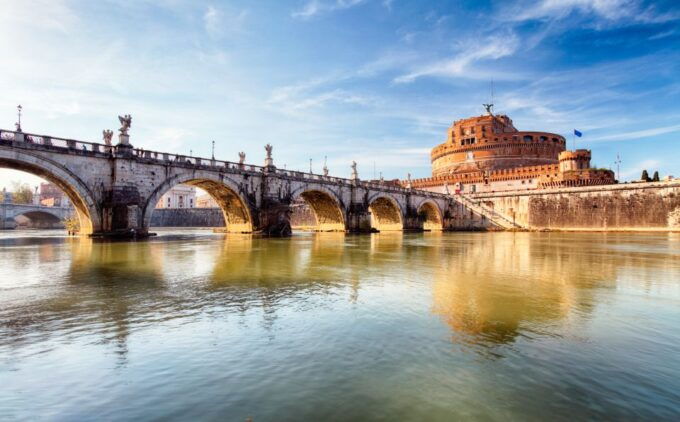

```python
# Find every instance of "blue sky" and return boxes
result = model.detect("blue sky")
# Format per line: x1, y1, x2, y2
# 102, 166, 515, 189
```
1, 0, 679, 188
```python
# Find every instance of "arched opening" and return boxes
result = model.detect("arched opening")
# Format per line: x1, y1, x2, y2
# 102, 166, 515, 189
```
368, 196, 403, 231
0, 152, 98, 235
144, 176, 253, 233
15, 211, 64, 229
418, 201, 443, 231
292, 190, 345, 232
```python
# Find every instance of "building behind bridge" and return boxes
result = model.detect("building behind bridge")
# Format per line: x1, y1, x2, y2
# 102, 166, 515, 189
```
39, 182, 71, 208
155, 185, 196, 209
407, 110, 616, 194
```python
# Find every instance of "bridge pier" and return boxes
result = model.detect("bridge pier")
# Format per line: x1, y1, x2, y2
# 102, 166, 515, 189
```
254, 198, 292, 236
97, 186, 149, 238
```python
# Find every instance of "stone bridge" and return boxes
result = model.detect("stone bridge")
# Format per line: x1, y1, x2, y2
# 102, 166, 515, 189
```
0, 202, 72, 229
0, 126, 490, 237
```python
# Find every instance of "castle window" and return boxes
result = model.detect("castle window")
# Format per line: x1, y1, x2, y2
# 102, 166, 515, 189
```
523, 135, 533, 142
540, 136, 547, 142
552, 137, 558, 142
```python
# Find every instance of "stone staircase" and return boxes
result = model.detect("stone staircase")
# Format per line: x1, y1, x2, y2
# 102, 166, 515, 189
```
453, 194, 527, 230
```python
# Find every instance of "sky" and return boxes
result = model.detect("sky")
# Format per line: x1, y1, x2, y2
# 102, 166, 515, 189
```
1, 0, 679, 189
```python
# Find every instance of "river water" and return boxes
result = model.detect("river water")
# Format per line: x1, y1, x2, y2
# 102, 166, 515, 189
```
1, 229, 679, 421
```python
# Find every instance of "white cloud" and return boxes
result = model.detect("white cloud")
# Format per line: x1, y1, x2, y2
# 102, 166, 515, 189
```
508, 0, 679, 24
393, 31, 521, 83
0, 0, 78, 33
588, 124, 680, 142
203, 5, 248, 38
292, 0, 366, 20
620, 159, 661, 180
269, 86, 373, 113
144, 127, 192, 152
648, 29, 677, 40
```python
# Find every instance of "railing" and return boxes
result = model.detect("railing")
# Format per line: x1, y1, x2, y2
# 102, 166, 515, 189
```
0, 127, 451, 198
0, 128, 110, 154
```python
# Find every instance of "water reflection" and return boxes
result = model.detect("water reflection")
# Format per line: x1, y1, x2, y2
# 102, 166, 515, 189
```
3, 233, 680, 349
2, 232, 680, 357
1, 230, 680, 420
430, 233, 680, 350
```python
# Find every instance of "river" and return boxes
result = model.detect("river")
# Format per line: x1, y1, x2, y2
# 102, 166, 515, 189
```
1, 229, 679, 420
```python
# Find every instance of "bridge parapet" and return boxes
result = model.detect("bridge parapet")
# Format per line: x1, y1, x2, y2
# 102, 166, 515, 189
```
1, 128, 449, 197
1, 127, 481, 237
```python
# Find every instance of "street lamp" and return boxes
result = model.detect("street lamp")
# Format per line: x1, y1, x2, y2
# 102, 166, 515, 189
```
16, 105, 22, 132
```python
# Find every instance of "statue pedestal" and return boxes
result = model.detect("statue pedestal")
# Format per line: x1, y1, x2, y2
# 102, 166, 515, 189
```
118, 134, 130, 145
115, 134, 133, 157
264, 157, 274, 167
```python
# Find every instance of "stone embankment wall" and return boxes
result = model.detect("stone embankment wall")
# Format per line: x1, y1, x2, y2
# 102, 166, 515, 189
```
150, 208, 224, 227
472, 181, 680, 231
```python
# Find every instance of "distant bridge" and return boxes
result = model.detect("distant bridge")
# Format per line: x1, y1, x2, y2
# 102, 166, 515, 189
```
0, 126, 505, 237
0, 202, 72, 229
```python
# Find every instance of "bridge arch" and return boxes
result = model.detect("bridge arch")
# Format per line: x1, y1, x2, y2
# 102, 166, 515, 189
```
13, 210, 64, 228
290, 186, 346, 232
0, 149, 99, 234
367, 194, 403, 231
143, 171, 253, 233
417, 200, 443, 231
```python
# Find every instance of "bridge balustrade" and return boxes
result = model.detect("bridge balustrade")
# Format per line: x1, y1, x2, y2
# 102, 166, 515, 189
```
1, 128, 452, 201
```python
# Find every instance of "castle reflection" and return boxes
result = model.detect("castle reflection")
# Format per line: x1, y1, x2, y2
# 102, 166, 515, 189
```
1, 231, 678, 362
428, 233, 651, 348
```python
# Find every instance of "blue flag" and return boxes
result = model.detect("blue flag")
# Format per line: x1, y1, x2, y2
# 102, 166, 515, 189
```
574, 129, 583, 137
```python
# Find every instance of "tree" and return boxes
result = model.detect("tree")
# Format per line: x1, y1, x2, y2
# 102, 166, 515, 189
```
641, 170, 650, 182
63, 214, 80, 235
652, 171, 660, 182
10, 181, 33, 204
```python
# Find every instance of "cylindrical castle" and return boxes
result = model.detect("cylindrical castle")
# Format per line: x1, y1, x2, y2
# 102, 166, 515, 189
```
430, 113, 566, 177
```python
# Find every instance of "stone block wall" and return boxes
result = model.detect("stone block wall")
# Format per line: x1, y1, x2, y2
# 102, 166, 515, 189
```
149, 208, 224, 227
473, 181, 680, 230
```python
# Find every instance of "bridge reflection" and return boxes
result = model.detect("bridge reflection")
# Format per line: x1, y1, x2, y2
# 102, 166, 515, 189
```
1, 232, 678, 364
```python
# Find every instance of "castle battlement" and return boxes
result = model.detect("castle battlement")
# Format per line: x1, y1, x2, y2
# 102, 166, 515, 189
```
406, 110, 615, 194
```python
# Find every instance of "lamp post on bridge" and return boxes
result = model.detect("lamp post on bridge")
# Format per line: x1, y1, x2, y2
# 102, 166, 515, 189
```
15, 105, 22, 132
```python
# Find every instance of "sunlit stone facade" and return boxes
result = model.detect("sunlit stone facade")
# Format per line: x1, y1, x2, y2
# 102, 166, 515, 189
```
410, 111, 616, 193
155, 184, 196, 209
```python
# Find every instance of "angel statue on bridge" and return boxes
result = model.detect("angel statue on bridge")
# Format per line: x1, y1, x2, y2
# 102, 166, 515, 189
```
264, 143, 273, 159
118, 114, 132, 135
238, 151, 246, 164
102, 129, 113, 146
